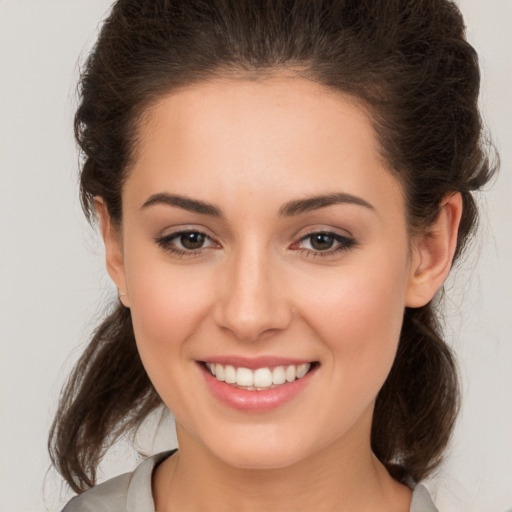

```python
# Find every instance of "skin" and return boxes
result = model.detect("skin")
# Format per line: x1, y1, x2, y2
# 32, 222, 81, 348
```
98, 77, 462, 511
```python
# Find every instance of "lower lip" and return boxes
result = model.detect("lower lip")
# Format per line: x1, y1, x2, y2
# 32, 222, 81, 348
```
199, 363, 317, 412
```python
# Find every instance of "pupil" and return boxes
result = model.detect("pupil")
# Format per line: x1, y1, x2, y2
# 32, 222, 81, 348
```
311, 233, 334, 251
181, 232, 205, 250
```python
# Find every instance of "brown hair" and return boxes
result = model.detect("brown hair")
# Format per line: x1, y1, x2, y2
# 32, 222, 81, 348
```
49, 0, 496, 493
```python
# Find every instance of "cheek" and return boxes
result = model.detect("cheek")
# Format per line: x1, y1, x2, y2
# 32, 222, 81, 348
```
124, 257, 220, 429
123, 251, 214, 373
296, 256, 409, 395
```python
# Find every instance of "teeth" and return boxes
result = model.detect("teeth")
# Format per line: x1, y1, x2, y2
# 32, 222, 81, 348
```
254, 368, 273, 388
236, 367, 253, 387
224, 365, 236, 384
285, 365, 296, 382
205, 362, 311, 390
272, 366, 286, 385
215, 363, 224, 382
296, 363, 309, 378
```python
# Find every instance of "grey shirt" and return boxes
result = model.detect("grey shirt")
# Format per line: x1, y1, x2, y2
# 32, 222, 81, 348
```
62, 451, 438, 512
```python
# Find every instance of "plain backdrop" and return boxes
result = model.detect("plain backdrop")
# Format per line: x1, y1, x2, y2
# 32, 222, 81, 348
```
0, 1, 510, 511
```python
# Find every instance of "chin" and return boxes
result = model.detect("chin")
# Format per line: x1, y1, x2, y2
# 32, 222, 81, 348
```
218, 446, 306, 471
200, 427, 318, 471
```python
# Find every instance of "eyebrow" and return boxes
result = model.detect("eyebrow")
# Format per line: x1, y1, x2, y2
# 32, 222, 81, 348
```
141, 193, 222, 216
141, 191, 374, 217
279, 193, 374, 216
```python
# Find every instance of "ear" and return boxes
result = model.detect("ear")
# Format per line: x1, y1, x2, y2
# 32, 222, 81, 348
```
406, 193, 463, 308
95, 197, 130, 308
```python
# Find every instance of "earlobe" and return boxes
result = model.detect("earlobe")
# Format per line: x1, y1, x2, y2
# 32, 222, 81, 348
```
406, 193, 463, 308
95, 197, 130, 308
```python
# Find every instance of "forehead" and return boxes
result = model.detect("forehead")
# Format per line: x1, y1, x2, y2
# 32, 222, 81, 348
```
137, 77, 378, 166
126, 77, 404, 219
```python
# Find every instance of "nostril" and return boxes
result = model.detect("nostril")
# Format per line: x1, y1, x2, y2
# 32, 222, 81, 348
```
213, 305, 294, 342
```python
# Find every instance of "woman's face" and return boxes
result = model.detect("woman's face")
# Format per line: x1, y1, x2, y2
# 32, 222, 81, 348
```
109, 77, 420, 469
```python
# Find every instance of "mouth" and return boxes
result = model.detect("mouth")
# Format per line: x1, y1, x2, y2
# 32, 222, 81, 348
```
202, 361, 318, 391
198, 359, 319, 411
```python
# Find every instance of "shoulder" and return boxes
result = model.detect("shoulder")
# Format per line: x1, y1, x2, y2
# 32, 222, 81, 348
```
60, 451, 175, 512
410, 484, 438, 512
61, 472, 132, 512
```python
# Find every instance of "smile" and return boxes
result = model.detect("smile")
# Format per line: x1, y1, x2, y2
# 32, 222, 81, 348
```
199, 358, 319, 411
204, 362, 311, 390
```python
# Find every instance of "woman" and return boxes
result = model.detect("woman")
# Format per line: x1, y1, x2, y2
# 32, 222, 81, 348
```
49, 0, 496, 510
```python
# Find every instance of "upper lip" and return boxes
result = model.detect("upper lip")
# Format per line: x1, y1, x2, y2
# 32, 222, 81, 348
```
199, 356, 316, 369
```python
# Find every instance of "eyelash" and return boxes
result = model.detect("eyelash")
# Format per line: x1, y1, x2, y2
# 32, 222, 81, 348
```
155, 230, 357, 259
292, 231, 357, 257
155, 230, 217, 259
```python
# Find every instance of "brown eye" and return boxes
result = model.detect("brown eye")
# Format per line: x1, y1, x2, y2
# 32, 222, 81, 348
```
309, 233, 335, 251
292, 231, 356, 257
155, 230, 216, 256
180, 232, 206, 250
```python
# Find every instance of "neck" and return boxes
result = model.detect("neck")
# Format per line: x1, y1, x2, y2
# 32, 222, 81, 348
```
153, 418, 411, 512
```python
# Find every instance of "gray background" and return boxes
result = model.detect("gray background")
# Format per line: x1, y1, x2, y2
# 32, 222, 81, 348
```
0, 1, 510, 510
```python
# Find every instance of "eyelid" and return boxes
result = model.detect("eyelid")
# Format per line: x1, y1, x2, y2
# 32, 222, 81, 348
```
154, 224, 356, 259
154, 226, 221, 258
157, 223, 217, 238
289, 227, 357, 257
291, 222, 354, 238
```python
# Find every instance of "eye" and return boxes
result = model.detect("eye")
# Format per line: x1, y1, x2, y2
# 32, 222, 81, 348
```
155, 229, 217, 257
306, 233, 337, 251
178, 231, 208, 250
292, 231, 356, 257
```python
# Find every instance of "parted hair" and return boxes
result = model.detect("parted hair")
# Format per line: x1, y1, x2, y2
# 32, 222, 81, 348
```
49, 0, 496, 493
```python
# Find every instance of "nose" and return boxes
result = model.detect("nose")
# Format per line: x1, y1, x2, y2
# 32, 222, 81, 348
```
213, 246, 293, 341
